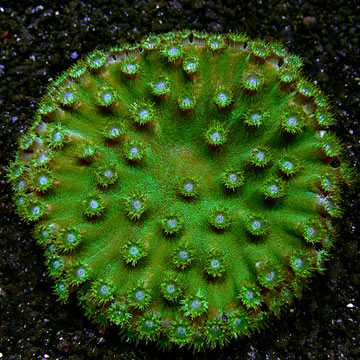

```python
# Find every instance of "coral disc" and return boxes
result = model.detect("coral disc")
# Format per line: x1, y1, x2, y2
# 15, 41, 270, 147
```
7, 30, 352, 351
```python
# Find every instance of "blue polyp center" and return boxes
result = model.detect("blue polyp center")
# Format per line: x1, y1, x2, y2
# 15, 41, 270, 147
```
211, 41, 219, 48
63, 92, 73, 102
325, 199, 332, 210
168, 47, 178, 55
53, 131, 61, 142
77, 268, 85, 278
177, 326, 186, 335
218, 92, 227, 102
293, 258, 303, 268
251, 113, 261, 122
287, 117, 298, 126
211, 259, 220, 269
216, 214, 225, 223
145, 320, 153, 328
167, 219, 177, 228
186, 62, 195, 70
184, 183, 193, 192
66, 233, 75, 243
284, 161, 293, 170
268, 185, 278, 194
59, 284, 65, 292
32, 206, 40, 215
265, 271, 275, 281
252, 220, 261, 230
307, 227, 316, 236
179, 251, 188, 259
83, 147, 92, 155
93, 58, 101, 66
53, 260, 60, 269
38, 176, 48, 185
246, 291, 254, 300
48, 244, 56, 253
233, 318, 241, 326
283, 74, 291, 81
100, 285, 109, 295
191, 300, 201, 309
212, 325, 220, 333
256, 152, 264, 161
42, 230, 49, 239
103, 93, 112, 102
89, 200, 98, 209
167, 284, 175, 293
38, 152, 48, 163
156, 81, 165, 90
126, 64, 135, 72
324, 144, 332, 153
323, 179, 331, 187
135, 291, 145, 301
211, 132, 221, 142
104, 170, 113, 178
229, 174, 237, 183
130, 147, 139, 156
182, 98, 191, 106
109, 128, 119, 136
139, 109, 149, 119
18, 180, 25, 189
132, 200, 141, 210
130, 246, 139, 255
248, 77, 259, 87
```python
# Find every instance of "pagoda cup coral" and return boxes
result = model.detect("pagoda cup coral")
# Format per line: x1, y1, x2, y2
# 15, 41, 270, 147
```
6, 30, 353, 351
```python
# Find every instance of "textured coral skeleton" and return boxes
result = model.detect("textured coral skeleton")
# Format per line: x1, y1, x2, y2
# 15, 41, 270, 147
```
6, 30, 353, 351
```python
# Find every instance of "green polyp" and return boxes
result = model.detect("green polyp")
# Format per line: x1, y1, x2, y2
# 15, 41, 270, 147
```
120, 57, 139, 76
87, 49, 107, 69
207, 34, 226, 52
123, 139, 145, 162
204, 249, 227, 278
160, 271, 183, 302
82, 191, 105, 217
135, 313, 162, 344
248, 146, 272, 168
57, 226, 81, 252
227, 309, 250, 338
6, 30, 351, 351
67, 262, 90, 286
168, 318, 193, 347
262, 176, 287, 200
205, 122, 228, 147
172, 242, 194, 270
181, 289, 208, 319
106, 302, 132, 326
161, 211, 183, 236
95, 162, 119, 188
122, 238, 147, 266
204, 318, 229, 349
249, 39, 270, 58
128, 282, 152, 310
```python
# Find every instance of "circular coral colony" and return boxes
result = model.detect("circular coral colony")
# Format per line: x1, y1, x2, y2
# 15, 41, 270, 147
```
7, 31, 352, 351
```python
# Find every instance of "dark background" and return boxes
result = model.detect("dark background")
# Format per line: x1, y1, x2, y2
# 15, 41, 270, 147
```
0, 1, 359, 359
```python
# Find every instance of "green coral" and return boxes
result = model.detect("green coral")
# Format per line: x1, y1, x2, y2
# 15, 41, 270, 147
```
6, 30, 352, 352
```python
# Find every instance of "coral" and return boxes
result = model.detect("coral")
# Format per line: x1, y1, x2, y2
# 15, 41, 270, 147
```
6, 30, 352, 352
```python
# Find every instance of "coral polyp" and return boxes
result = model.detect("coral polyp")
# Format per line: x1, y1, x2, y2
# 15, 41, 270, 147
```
7, 30, 353, 351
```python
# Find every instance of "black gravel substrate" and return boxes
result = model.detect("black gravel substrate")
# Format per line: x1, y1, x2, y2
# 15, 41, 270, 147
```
0, 1, 359, 359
